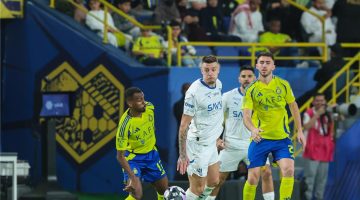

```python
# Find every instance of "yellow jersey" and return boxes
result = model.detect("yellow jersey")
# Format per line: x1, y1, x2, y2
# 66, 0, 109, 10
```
243, 76, 295, 139
116, 102, 156, 153
132, 36, 163, 58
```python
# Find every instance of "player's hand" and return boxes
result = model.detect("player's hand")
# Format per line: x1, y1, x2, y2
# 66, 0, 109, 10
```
251, 128, 263, 143
124, 176, 142, 199
297, 130, 306, 150
217, 139, 225, 151
177, 156, 189, 175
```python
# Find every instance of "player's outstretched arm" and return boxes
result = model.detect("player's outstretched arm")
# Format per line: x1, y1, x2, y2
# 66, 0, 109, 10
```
289, 101, 306, 149
117, 150, 142, 199
177, 114, 192, 175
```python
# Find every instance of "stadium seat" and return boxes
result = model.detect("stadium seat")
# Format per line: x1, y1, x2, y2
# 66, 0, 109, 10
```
215, 46, 241, 67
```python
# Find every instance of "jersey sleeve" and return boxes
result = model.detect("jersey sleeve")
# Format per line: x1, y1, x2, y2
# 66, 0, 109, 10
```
116, 115, 131, 151
302, 111, 311, 125
242, 85, 254, 110
282, 80, 296, 104
183, 88, 196, 117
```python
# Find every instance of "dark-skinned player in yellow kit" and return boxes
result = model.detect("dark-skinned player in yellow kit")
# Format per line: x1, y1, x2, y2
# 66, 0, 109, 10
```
116, 87, 168, 200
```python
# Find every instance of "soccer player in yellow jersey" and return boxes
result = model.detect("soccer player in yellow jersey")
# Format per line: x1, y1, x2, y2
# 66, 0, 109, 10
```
116, 87, 168, 200
242, 52, 306, 200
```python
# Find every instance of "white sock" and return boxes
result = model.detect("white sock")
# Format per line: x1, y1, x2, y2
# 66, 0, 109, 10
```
186, 189, 199, 200
263, 191, 275, 200
205, 196, 216, 200
198, 186, 215, 199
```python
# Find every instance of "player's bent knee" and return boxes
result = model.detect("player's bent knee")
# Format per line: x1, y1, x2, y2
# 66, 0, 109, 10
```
191, 185, 205, 195
261, 167, 273, 180
281, 166, 294, 177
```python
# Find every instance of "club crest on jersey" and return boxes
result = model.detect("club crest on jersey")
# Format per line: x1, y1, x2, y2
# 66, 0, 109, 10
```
257, 92, 263, 97
276, 87, 282, 94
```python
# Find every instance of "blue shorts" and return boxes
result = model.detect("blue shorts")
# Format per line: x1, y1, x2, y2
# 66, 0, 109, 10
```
123, 149, 167, 183
248, 138, 294, 168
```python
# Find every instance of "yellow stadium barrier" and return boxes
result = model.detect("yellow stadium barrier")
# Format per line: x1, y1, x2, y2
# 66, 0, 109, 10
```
290, 52, 360, 157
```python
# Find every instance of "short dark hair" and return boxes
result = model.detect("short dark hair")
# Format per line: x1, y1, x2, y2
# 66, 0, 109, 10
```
313, 92, 326, 99
202, 55, 218, 64
169, 20, 181, 27
256, 51, 274, 62
115, 0, 131, 5
240, 65, 255, 74
125, 87, 143, 100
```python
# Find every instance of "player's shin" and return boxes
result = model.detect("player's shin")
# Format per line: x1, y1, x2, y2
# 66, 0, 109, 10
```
243, 181, 257, 200
279, 177, 294, 200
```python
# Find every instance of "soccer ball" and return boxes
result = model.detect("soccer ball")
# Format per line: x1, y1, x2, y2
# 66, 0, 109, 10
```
164, 186, 186, 200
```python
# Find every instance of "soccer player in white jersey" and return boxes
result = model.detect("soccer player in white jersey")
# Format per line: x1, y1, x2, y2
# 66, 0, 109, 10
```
206, 65, 275, 200
177, 55, 223, 200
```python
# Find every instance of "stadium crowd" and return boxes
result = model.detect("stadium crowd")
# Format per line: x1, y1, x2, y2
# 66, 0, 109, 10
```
55, 0, 359, 67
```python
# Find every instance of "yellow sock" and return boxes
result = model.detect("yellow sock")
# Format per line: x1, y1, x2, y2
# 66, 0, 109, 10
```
279, 177, 294, 200
243, 181, 257, 200
125, 194, 136, 200
157, 192, 164, 200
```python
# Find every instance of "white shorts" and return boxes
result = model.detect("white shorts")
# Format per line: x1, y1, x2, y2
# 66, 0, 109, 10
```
218, 148, 270, 172
186, 139, 218, 177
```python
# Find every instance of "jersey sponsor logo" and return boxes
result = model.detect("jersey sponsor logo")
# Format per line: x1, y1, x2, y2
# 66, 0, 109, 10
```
133, 127, 140, 134
258, 95, 282, 107
185, 102, 194, 108
232, 110, 243, 118
207, 101, 222, 111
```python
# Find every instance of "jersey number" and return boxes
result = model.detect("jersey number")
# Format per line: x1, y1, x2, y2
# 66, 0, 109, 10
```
288, 145, 294, 158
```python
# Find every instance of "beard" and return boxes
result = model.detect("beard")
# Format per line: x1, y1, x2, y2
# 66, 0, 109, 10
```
260, 71, 271, 78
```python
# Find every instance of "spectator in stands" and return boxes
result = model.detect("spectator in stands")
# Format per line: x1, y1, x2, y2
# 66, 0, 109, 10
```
163, 20, 198, 67
259, 19, 299, 66
296, 44, 345, 107
332, 0, 360, 58
300, 0, 336, 54
302, 93, 335, 200
86, 0, 118, 47
263, 0, 302, 42
230, 0, 264, 42
199, 0, 242, 41
132, 27, 166, 66
112, 0, 140, 40
154, 0, 181, 25
182, 7, 209, 41
129, 0, 155, 20
74, 0, 87, 24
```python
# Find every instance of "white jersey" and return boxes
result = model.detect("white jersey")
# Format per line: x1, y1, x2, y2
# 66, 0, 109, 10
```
183, 79, 224, 145
222, 88, 251, 150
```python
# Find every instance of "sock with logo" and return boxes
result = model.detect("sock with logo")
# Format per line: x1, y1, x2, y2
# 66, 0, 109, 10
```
279, 177, 294, 200
186, 189, 199, 200
198, 185, 215, 199
205, 196, 216, 200
243, 181, 257, 200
